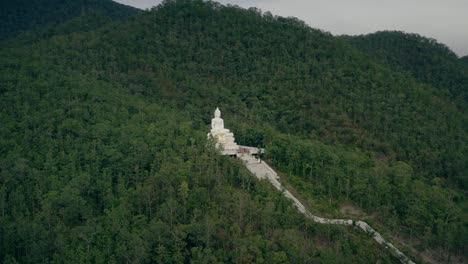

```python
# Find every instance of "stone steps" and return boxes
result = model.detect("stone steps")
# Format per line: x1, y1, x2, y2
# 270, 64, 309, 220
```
238, 152, 415, 264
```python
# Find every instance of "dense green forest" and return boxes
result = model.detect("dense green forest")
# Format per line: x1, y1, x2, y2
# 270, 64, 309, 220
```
1, 0, 467, 263
0, 0, 140, 41
2, 69, 395, 263
461, 56, 468, 65
342, 31, 468, 107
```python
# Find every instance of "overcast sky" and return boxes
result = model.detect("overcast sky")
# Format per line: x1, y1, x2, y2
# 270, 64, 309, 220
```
115, 0, 468, 56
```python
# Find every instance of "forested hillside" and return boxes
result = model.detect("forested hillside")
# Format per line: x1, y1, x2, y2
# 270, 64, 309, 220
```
461, 56, 468, 65
1, 0, 466, 263
0, 0, 140, 41
2, 65, 396, 263
342, 31, 468, 107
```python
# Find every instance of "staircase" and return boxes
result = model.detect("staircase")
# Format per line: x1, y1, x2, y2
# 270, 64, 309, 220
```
238, 152, 415, 264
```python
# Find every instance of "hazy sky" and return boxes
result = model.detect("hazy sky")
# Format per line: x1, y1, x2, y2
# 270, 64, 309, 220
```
115, 0, 468, 56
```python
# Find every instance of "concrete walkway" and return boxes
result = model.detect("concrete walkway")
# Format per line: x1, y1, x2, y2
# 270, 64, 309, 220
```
238, 153, 415, 264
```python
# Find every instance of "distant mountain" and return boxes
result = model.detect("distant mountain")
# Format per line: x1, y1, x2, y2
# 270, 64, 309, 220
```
0, 0, 140, 41
342, 31, 468, 106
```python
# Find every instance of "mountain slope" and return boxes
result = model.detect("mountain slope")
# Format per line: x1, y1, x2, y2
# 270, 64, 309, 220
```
0, 0, 466, 262
342, 31, 468, 106
461, 55, 468, 65
77, 2, 465, 188
0, 22, 396, 264
0, 0, 140, 41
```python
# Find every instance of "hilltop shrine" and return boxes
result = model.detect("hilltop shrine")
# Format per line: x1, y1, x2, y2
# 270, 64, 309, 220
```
207, 107, 239, 155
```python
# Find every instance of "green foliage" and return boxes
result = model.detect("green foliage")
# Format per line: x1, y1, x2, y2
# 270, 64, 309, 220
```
0, 0, 140, 41
2, 68, 392, 263
266, 134, 466, 257
461, 56, 468, 66
343, 31, 468, 106
0, 0, 466, 262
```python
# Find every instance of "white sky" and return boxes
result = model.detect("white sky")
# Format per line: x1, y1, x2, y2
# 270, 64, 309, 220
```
115, 0, 468, 56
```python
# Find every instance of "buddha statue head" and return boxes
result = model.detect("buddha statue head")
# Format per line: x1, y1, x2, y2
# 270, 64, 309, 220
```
214, 107, 221, 118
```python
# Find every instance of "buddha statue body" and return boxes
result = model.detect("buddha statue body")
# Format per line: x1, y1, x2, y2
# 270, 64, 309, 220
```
208, 107, 239, 155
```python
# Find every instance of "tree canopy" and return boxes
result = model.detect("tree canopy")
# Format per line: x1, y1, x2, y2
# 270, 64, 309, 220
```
0, 0, 466, 263
0, 0, 140, 41
342, 30, 468, 107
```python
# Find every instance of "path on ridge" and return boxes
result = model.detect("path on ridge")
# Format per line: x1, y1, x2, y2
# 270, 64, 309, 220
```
238, 153, 415, 264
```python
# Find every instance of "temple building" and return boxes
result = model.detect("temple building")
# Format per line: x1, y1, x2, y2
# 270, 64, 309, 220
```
207, 107, 239, 155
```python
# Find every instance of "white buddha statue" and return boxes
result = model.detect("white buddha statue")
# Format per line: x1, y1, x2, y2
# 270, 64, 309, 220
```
208, 107, 239, 155
211, 107, 226, 132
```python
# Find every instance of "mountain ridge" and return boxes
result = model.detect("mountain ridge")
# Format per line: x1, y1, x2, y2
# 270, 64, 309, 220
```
342, 30, 468, 107
0, 0, 141, 42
